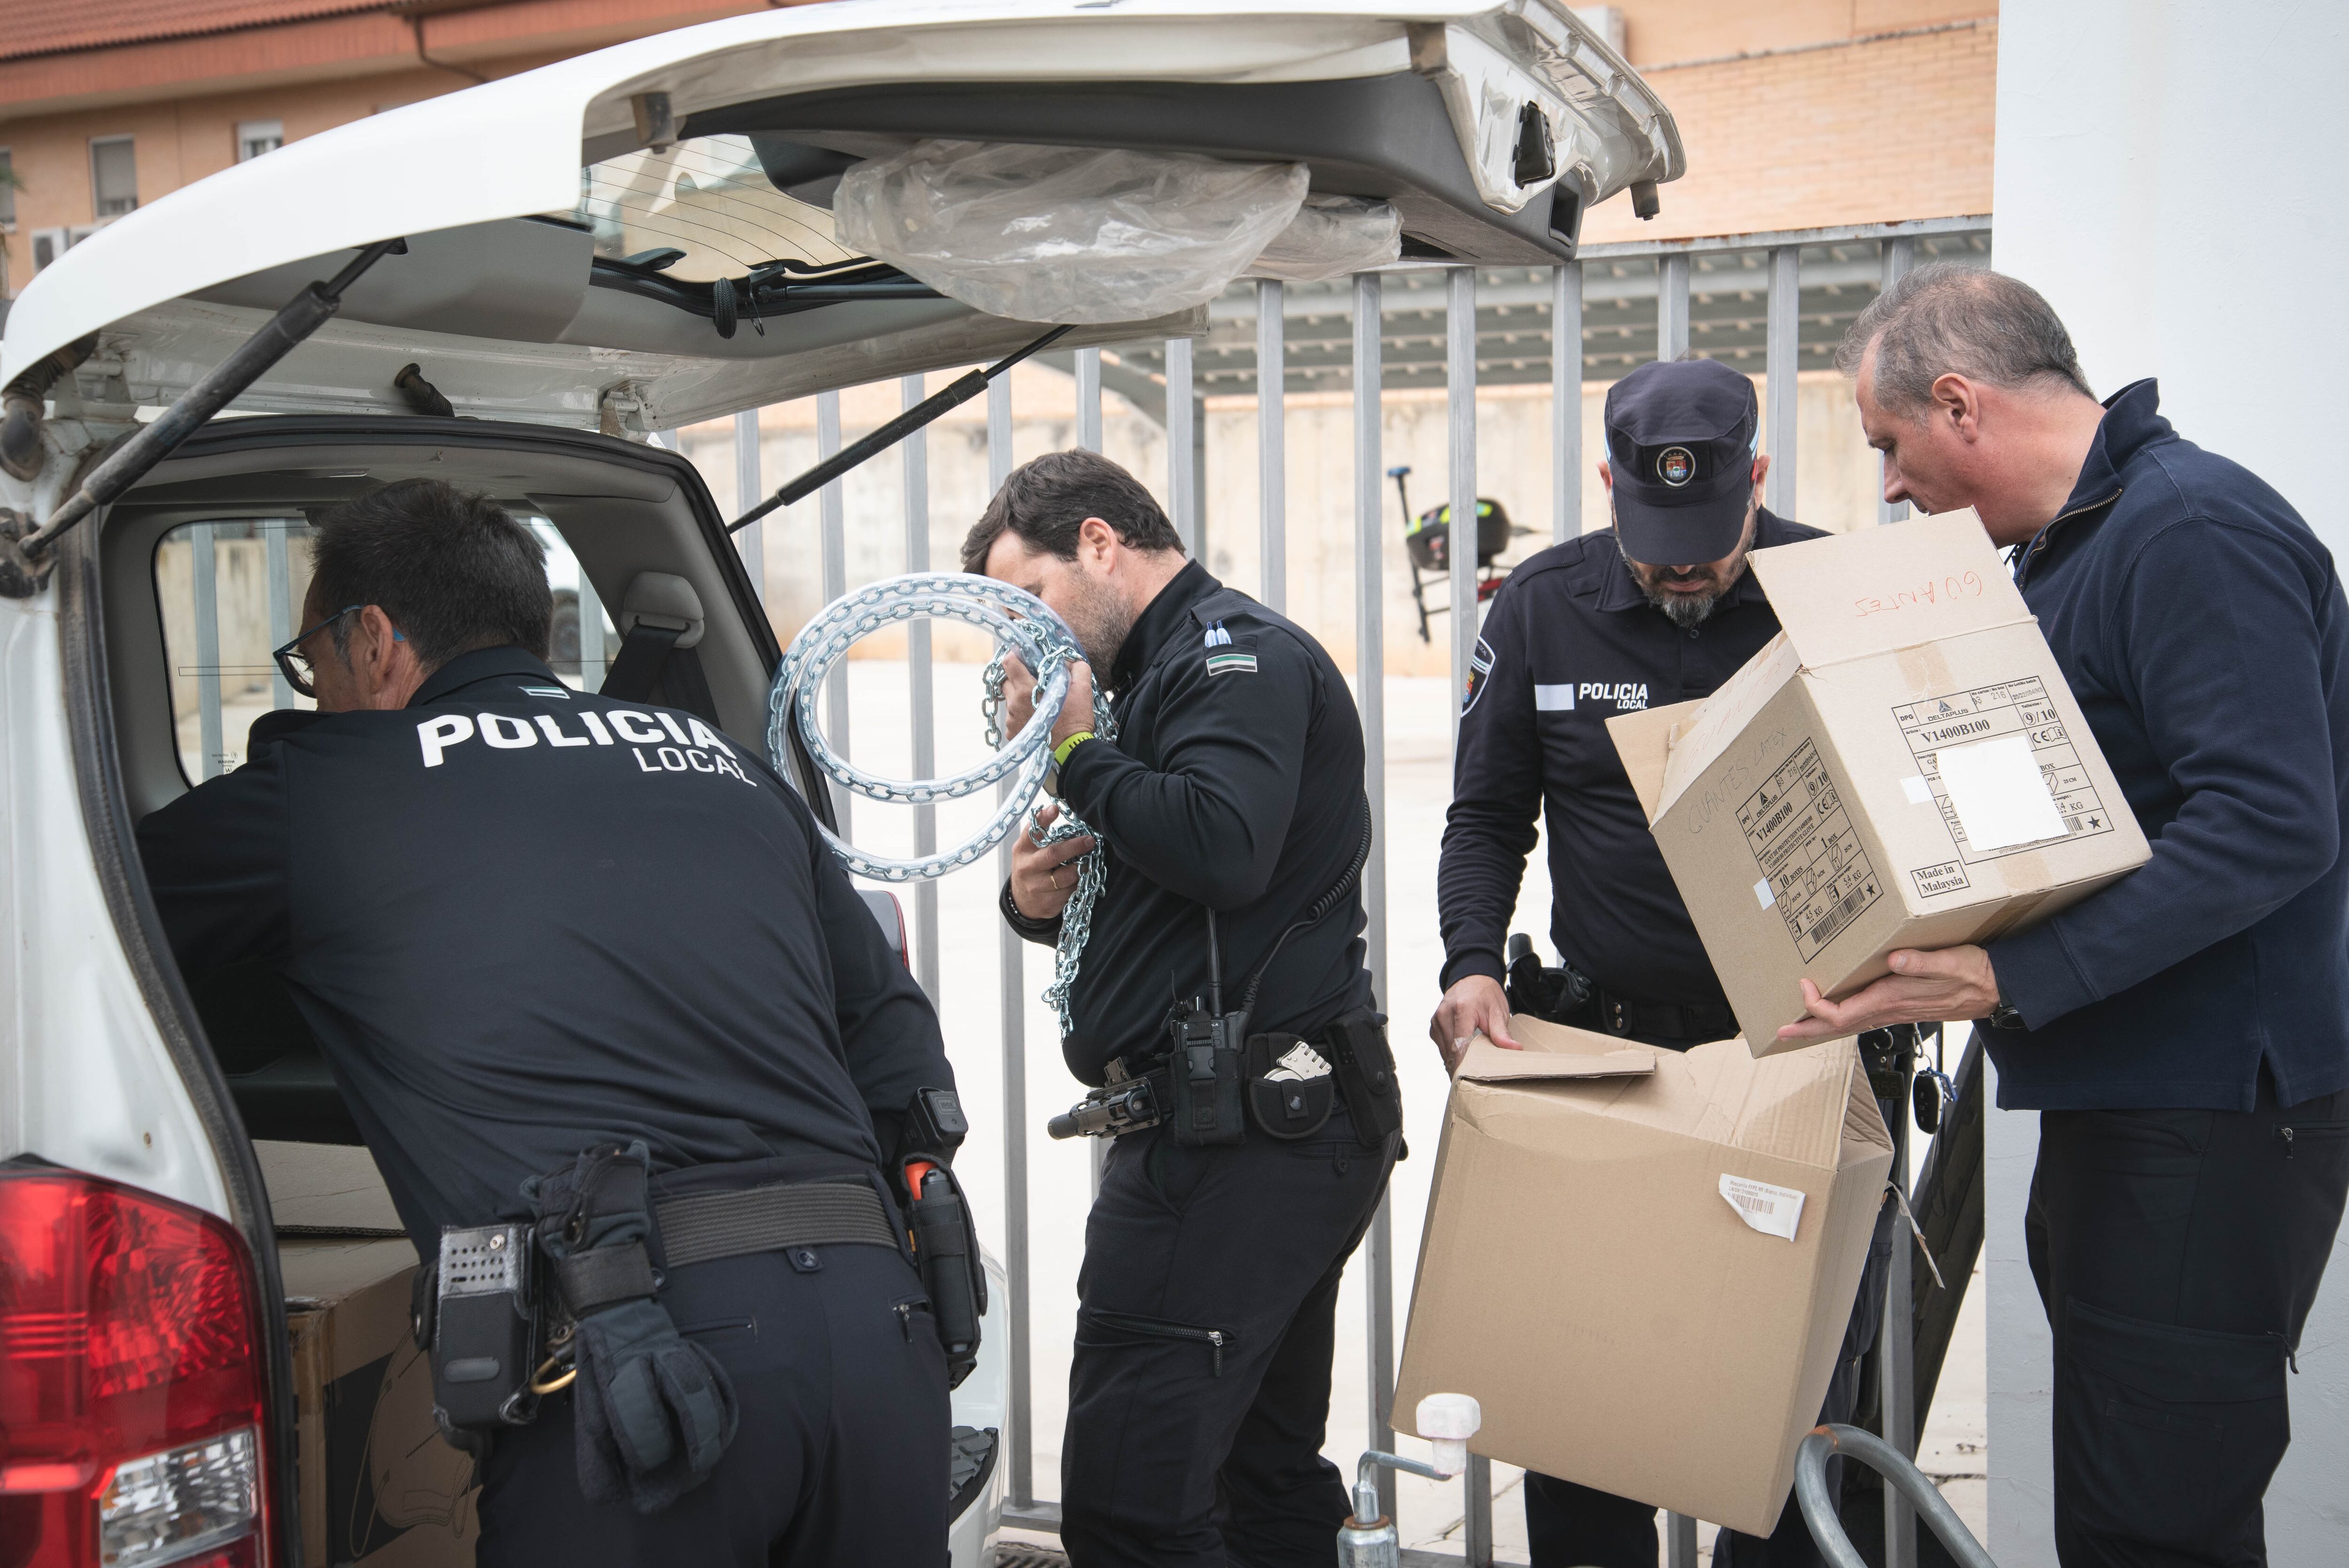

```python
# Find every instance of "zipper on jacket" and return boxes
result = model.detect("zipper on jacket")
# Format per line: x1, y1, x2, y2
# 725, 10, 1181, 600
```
2013, 486, 2123, 588
1087, 1309, 1233, 1376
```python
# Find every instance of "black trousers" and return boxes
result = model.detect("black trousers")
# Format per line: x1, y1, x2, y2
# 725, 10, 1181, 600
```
1060, 1100, 1398, 1568
2029, 1070, 2349, 1568
475, 1242, 951, 1567
1522, 1163, 1897, 1568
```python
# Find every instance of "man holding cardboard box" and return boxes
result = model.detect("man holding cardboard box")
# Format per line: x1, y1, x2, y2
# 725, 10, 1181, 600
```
1779, 265, 2349, 1567
1432, 359, 1894, 1568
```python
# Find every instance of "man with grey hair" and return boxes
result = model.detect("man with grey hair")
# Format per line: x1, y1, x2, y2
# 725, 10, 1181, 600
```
1782, 264, 2349, 1567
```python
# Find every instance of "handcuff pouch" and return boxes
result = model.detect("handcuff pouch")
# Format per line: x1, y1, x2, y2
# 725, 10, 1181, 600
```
1243, 1033, 1338, 1140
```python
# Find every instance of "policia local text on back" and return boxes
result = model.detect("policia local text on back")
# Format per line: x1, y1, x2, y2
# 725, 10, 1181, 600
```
137, 480, 981, 1567
976, 450, 1404, 1568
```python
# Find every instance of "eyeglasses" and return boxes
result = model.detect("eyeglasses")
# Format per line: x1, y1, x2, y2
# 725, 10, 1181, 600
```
272, 605, 362, 698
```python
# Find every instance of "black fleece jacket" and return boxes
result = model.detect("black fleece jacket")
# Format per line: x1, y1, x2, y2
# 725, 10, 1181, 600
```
1984, 380, 2349, 1112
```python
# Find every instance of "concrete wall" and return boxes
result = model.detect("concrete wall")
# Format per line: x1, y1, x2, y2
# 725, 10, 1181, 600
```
679, 360, 1887, 678
1989, 3, 2349, 1560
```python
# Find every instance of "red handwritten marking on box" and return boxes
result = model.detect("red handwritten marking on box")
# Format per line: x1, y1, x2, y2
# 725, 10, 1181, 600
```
1852, 570, 1985, 618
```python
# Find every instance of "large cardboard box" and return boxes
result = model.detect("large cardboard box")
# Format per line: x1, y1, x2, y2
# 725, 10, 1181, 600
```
1606, 512, 2149, 1053
1392, 1017, 1893, 1536
263, 1143, 478, 1567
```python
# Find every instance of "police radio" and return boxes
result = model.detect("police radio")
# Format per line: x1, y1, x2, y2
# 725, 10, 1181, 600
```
1166, 909, 1248, 1147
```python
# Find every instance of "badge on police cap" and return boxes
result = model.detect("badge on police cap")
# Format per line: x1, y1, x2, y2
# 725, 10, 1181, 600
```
1657, 446, 1696, 487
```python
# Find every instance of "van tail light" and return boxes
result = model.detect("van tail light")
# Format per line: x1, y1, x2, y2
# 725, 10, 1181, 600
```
0, 1170, 273, 1568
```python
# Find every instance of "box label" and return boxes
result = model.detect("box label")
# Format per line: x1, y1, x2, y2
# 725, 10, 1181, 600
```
1719, 1174, 1807, 1241
1736, 738, 1883, 961
1893, 678, 2118, 872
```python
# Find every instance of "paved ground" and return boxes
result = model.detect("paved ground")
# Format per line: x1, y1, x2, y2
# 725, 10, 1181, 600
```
828, 660, 1991, 1564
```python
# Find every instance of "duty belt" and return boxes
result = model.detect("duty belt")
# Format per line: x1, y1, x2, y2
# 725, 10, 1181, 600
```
1584, 986, 1738, 1044
653, 1178, 898, 1272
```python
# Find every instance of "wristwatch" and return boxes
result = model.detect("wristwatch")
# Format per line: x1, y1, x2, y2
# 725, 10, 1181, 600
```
1984, 987, 2026, 1031
1044, 730, 1094, 795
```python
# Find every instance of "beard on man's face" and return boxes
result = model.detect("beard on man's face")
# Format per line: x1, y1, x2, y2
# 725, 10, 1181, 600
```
1057, 571, 1135, 671
1618, 505, 1758, 630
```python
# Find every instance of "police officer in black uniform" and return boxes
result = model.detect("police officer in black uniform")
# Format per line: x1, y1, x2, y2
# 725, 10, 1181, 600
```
138, 480, 963, 1567
971, 450, 1402, 1568
1433, 360, 1895, 1568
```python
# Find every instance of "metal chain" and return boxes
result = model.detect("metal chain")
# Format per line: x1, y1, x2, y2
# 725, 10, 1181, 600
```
983, 650, 1118, 1034
768, 572, 1114, 1034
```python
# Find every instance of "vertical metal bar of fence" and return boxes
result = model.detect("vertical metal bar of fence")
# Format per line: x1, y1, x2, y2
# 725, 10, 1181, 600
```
266, 521, 295, 709
734, 409, 766, 600
1447, 267, 1478, 750
1076, 348, 1103, 453
1552, 263, 1582, 544
1665, 1509, 1699, 1568
1878, 238, 1916, 528
1351, 269, 1399, 1521
1657, 241, 1702, 1568
902, 375, 940, 1002
1071, 349, 1109, 1195
1657, 252, 1690, 363
817, 390, 851, 837
1766, 247, 1801, 517
1885, 1102, 1918, 1568
1445, 265, 1494, 1565
1166, 336, 1198, 557
989, 374, 1037, 1512
1257, 279, 1286, 613
191, 523, 223, 779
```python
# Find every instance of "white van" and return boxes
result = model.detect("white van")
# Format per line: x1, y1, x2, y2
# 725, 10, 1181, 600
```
0, 5, 1676, 1565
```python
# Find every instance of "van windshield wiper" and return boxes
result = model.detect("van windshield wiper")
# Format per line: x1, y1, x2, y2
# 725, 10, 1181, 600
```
728, 322, 1074, 535
2, 238, 406, 596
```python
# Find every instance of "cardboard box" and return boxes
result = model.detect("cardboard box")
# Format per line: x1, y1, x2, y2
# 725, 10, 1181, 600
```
1607, 512, 2149, 1053
263, 1144, 478, 1567
1392, 1017, 1894, 1535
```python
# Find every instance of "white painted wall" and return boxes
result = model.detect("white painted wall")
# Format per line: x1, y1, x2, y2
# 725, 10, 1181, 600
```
1991, 3, 2349, 1560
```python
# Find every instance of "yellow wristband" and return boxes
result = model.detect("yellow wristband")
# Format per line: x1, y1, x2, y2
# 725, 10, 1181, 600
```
1053, 730, 1095, 768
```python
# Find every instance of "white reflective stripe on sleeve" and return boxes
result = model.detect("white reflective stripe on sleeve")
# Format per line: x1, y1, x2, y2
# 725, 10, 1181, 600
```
1533, 684, 1575, 711
417, 714, 474, 767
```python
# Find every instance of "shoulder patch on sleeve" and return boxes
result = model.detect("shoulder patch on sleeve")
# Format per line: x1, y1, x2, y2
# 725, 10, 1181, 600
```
1205, 647, 1258, 676
1460, 635, 1497, 714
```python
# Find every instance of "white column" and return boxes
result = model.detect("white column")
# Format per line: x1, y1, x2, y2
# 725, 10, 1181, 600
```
817, 390, 850, 837
902, 375, 939, 1002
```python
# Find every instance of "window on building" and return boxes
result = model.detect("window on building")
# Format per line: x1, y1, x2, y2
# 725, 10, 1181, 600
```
0, 148, 16, 227
236, 120, 284, 163
91, 135, 138, 218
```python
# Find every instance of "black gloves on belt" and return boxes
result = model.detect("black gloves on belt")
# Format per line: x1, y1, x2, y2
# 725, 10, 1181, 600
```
526, 1142, 739, 1514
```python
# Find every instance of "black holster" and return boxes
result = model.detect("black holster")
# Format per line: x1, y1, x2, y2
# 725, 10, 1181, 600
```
1321, 1009, 1404, 1148
900, 1157, 988, 1389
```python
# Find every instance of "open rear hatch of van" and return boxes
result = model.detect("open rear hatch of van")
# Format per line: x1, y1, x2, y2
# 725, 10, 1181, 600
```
1, 0, 1678, 437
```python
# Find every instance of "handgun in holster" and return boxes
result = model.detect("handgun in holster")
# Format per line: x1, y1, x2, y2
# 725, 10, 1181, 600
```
896, 1087, 988, 1389
1505, 933, 1592, 1024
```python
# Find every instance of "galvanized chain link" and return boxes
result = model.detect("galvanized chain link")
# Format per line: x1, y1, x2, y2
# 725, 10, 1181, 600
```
768, 572, 1114, 1034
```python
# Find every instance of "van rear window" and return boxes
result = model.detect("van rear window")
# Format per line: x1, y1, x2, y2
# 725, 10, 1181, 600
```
154, 514, 614, 783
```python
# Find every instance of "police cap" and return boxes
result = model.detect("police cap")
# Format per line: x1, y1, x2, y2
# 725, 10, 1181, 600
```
1603, 358, 1759, 566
